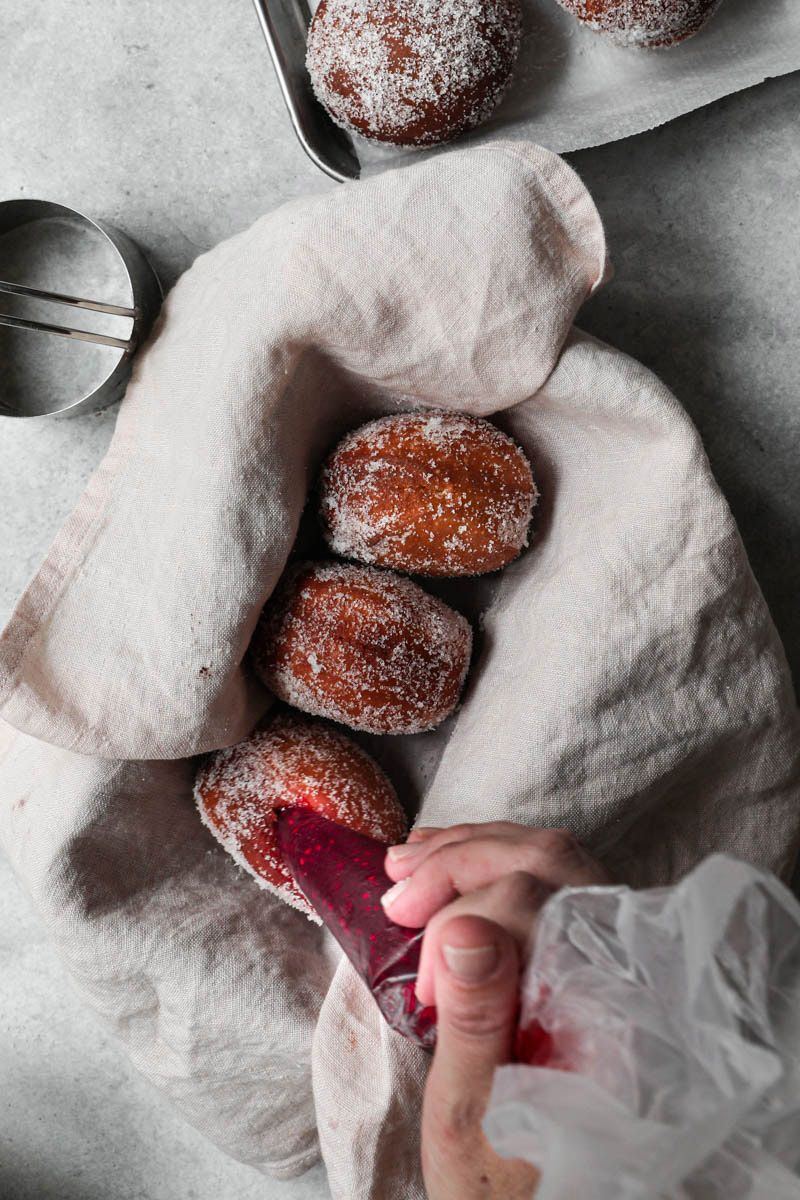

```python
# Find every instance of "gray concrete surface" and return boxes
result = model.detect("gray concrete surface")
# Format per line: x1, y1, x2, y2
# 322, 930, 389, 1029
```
1, 0, 799, 1196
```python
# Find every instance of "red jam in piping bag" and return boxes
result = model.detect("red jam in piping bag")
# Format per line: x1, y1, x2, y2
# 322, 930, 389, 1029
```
275, 805, 438, 1051
275, 806, 554, 1065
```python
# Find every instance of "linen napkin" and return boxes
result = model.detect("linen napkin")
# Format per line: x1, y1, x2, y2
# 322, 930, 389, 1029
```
1, 141, 798, 1198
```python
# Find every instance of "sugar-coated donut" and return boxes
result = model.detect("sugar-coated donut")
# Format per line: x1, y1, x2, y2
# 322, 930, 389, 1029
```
306, 0, 523, 147
554, 0, 722, 47
319, 412, 537, 577
251, 562, 472, 734
194, 711, 406, 921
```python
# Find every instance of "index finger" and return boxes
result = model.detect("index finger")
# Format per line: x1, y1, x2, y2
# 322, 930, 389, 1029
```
385, 821, 536, 881
382, 828, 607, 929
406, 826, 444, 844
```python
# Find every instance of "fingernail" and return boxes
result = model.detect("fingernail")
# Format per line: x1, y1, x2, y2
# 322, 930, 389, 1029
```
380, 878, 410, 909
443, 943, 499, 981
387, 842, 424, 861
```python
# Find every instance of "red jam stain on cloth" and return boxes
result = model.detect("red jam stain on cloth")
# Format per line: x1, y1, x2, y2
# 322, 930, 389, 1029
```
275, 806, 554, 1064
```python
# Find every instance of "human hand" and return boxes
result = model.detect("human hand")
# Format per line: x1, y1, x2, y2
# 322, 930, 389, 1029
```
381, 822, 608, 1200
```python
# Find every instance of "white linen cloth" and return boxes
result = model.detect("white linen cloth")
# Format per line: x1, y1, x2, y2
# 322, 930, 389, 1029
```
1, 142, 799, 1198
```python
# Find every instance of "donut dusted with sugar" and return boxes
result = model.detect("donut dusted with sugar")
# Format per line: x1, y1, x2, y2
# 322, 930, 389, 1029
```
306, 0, 523, 147
319, 411, 537, 577
251, 562, 472, 734
194, 711, 406, 921
554, 0, 722, 47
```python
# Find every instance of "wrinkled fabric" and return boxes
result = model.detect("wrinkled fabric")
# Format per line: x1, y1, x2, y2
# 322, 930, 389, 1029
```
0, 142, 607, 760
1, 142, 799, 1198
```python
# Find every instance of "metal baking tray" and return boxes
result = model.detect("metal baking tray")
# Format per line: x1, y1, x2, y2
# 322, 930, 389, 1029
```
251, 0, 360, 182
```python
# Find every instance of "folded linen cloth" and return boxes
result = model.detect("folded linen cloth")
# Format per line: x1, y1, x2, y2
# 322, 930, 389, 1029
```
1, 142, 799, 1199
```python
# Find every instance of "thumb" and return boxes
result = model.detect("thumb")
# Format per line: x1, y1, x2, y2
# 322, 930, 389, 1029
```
423, 914, 519, 1145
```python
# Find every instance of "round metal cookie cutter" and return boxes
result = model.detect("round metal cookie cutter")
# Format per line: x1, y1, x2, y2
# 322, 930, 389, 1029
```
0, 199, 162, 418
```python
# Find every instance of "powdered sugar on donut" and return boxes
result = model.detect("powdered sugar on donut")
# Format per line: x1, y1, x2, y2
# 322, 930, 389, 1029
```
251, 562, 473, 735
306, 0, 523, 147
196, 770, 319, 921
555, 0, 722, 47
320, 412, 538, 577
195, 712, 405, 921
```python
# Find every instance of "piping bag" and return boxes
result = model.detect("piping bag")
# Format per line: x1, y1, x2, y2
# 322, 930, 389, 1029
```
275, 806, 552, 1063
